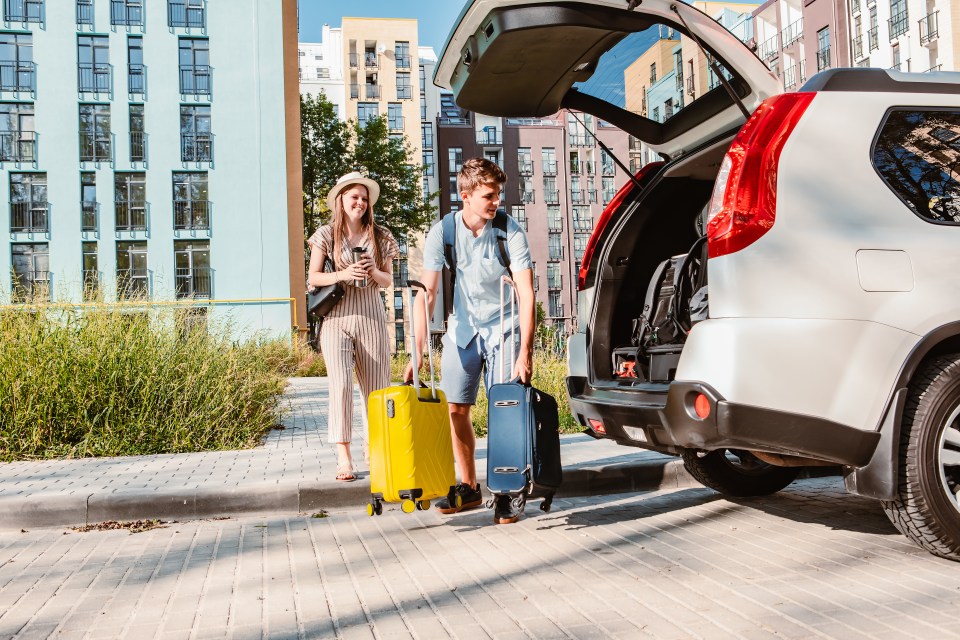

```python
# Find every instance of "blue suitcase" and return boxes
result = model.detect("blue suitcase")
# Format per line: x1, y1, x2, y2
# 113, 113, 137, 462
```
486, 276, 562, 513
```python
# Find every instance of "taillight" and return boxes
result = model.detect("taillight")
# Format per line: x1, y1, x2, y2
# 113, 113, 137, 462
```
577, 161, 664, 290
706, 92, 815, 259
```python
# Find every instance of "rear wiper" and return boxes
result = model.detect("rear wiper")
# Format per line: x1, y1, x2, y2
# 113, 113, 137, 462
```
567, 110, 646, 191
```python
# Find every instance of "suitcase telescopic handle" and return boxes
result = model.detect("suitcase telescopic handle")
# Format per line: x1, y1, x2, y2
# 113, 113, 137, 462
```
406, 280, 437, 399
499, 275, 518, 385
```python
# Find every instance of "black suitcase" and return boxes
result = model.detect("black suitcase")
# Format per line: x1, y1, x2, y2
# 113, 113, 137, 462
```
486, 276, 562, 513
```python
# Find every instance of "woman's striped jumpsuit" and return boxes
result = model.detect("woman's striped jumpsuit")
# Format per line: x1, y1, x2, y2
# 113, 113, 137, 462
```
308, 225, 398, 444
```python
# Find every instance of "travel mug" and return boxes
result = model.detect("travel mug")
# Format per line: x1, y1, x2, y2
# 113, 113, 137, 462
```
352, 247, 367, 287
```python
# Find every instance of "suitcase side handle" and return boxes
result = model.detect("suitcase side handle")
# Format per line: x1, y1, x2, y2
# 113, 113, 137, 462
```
407, 280, 438, 400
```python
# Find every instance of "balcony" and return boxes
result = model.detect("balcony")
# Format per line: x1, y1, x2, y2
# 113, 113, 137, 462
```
81, 200, 98, 232
519, 190, 535, 204
926, 64, 943, 73
628, 137, 642, 152
476, 129, 502, 145
4, 0, 42, 23
544, 190, 560, 205
110, 1, 142, 26
9, 201, 47, 233
397, 84, 412, 100
76, 1, 92, 25
168, 1, 204, 29
364, 83, 380, 100
130, 131, 145, 162
438, 115, 470, 126
0, 131, 35, 162
181, 133, 212, 162
547, 218, 563, 232
783, 61, 806, 90
781, 18, 803, 46
542, 161, 557, 176
78, 63, 111, 93
174, 199, 210, 230
816, 47, 831, 72
868, 27, 879, 51
920, 11, 939, 45
349, 83, 359, 99
570, 189, 598, 205
117, 268, 149, 299
518, 161, 533, 175
0, 61, 33, 92
548, 304, 565, 319
396, 55, 411, 69
889, 11, 908, 40
573, 216, 594, 231
80, 133, 112, 163
348, 52, 358, 68
179, 65, 211, 95
548, 275, 562, 291
175, 267, 212, 299
128, 64, 145, 94
759, 34, 779, 62
115, 201, 147, 231
388, 116, 404, 131
548, 247, 564, 261
364, 53, 378, 68
11, 271, 49, 303
568, 134, 591, 147
601, 163, 615, 176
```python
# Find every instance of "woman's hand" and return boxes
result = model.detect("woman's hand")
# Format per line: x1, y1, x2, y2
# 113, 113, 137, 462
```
356, 256, 375, 275
341, 262, 368, 282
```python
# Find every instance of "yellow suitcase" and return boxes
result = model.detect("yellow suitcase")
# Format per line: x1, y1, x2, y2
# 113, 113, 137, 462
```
366, 282, 458, 515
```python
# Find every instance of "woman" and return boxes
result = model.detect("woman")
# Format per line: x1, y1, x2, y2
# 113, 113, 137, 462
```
308, 172, 399, 481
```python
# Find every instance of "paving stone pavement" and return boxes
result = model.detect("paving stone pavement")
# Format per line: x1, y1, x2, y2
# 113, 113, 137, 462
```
1, 476, 959, 639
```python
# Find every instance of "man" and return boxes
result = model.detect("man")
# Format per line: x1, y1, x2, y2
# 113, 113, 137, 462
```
406, 158, 535, 525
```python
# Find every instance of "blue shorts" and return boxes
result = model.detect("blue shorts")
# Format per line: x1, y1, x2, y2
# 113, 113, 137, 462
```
440, 331, 520, 405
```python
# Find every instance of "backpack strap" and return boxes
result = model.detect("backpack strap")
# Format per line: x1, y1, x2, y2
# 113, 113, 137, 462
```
442, 211, 458, 285
492, 210, 512, 275
632, 258, 671, 347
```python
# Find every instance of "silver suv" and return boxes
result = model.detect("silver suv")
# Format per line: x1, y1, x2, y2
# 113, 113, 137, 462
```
437, 0, 960, 559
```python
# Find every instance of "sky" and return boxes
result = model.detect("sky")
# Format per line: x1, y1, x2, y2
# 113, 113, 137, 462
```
297, 0, 467, 53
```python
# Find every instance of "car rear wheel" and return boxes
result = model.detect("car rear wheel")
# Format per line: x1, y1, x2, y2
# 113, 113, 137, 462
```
882, 355, 960, 561
681, 448, 801, 497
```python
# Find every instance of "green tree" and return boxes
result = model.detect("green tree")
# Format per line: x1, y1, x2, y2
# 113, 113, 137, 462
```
300, 92, 436, 247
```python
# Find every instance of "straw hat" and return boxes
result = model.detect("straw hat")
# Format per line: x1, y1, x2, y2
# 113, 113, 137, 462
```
326, 171, 380, 211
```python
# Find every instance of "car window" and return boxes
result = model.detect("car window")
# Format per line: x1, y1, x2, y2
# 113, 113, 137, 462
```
873, 109, 960, 223
573, 25, 737, 125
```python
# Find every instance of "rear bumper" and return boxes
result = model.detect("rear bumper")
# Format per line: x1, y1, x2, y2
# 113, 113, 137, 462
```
567, 376, 880, 466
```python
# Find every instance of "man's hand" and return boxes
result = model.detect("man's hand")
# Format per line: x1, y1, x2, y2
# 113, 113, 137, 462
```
513, 347, 533, 385
402, 355, 423, 383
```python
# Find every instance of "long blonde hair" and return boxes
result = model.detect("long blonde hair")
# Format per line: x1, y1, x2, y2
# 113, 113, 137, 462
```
330, 183, 386, 270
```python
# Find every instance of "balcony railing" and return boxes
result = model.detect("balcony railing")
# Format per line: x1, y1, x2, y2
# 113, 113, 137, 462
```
519, 190, 535, 204
926, 64, 943, 73
174, 199, 210, 230
362, 83, 379, 100
601, 163, 615, 176
781, 18, 803, 46
397, 84, 412, 100
11, 270, 49, 303
128, 64, 145, 94
783, 62, 800, 90
364, 54, 378, 68
438, 115, 470, 126
574, 217, 594, 231
115, 201, 147, 231
544, 190, 560, 205
759, 34, 779, 61
179, 65, 211, 95
868, 27, 879, 51
547, 218, 563, 232
570, 189, 598, 204
4, 0, 42, 23
568, 134, 591, 147
396, 55, 411, 69
175, 267, 212, 299
77, 1, 93, 25
852, 0, 860, 12
168, 1, 204, 28
78, 62, 111, 93
117, 268, 149, 299
349, 52, 358, 68
9, 201, 47, 232
110, 1, 143, 26
518, 161, 533, 175
602, 188, 617, 204
548, 304, 565, 318
0, 61, 34, 92
542, 161, 557, 175
548, 247, 564, 261
80, 133, 111, 162
888, 11, 909, 40
130, 131, 145, 162
853, 35, 863, 60
181, 133, 212, 162
919, 11, 939, 45
816, 47, 831, 72
0, 131, 35, 162
349, 83, 359, 99
388, 116, 404, 131
81, 200, 98, 231
476, 130, 502, 145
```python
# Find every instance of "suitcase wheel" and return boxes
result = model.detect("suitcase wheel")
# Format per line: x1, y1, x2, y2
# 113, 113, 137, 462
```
367, 500, 383, 517
416, 499, 431, 511
366, 503, 375, 517
401, 499, 417, 514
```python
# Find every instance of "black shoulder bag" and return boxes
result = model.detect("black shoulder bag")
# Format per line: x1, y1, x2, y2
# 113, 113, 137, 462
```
307, 256, 345, 319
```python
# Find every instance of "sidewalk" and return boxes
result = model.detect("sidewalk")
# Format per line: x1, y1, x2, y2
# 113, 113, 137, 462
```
0, 378, 700, 530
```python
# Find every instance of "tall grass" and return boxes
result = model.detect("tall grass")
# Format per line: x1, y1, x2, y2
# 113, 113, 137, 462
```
0, 305, 295, 461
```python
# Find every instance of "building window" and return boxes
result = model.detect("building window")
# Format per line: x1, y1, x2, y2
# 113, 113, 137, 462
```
421, 122, 433, 148
129, 104, 145, 162
0, 102, 34, 162
395, 41, 410, 69
175, 240, 211, 298
387, 102, 404, 131
548, 291, 563, 318
652, 106, 660, 122
111, 0, 143, 27
76, 0, 93, 26
180, 105, 212, 162
116, 240, 148, 299
649, 62, 657, 83
573, 205, 593, 231
393, 258, 408, 288
0, 33, 34, 92
448, 147, 463, 173
601, 150, 615, 176
365, 45, 377, 68
888, 0, 908, 40
393, 290, 403, 320
548, 233, 563, 261
357, 102, 379, 124
4, 0, 42, 23
81, 172, 97, 231
168, 0, 204, 29
816, 27, 831, 72
395, 322, 405, 353
542, 148, 557, 176
11, 242, 48, 302
127, 36, 144, 95
547, 262, 561, 290
422, 149, 434, 176
78, 35, 110, 93
518, 148, 533, 174
114, 172, 146, 231
396, 71, 412, 100
574, 233, 590, 261
178, 38, 210, 95
9, 172, 46, 233
79, 104, 111, 162
602, 177, 616, 205
544, 178, 559, 205
511, 205, 527, 230
173, 171, 209, 230
316, 67, 329, 79
82, 241, 98, 300
873, 109, 960, 223
547, 204, 562, 231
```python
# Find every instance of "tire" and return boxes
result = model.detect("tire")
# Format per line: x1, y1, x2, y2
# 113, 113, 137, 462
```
881, 355, 960, 561
681, 448, 801, 497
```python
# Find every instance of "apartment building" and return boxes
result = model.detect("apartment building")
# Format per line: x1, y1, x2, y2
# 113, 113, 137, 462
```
1, 0, 306, 336
848, 0, 954, 72
298, 26, 344, 114
436, 103, 630, 334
